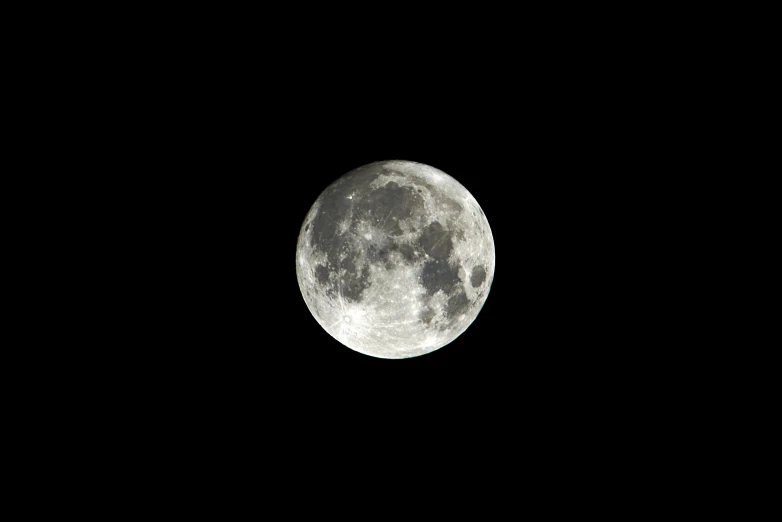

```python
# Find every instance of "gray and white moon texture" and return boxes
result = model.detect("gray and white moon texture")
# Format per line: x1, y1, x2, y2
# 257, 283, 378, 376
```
296, 160, 495, 359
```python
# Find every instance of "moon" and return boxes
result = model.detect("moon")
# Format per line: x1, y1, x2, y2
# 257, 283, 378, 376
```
296, 160, 495, 359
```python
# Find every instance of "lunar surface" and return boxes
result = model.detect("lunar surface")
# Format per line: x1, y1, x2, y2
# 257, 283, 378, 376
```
296, 160, 495, 359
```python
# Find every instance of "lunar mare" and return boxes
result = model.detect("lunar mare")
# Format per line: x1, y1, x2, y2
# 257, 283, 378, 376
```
296, 160, 495, 359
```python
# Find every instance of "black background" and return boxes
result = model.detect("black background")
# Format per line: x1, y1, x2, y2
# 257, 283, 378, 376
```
129, 69, 654, 420
20, 8, 717, 504
82, 12, 684, 458
3, 4, 739, 509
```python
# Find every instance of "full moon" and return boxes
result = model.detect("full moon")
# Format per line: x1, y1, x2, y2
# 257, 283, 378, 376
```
296, 160, 495, 359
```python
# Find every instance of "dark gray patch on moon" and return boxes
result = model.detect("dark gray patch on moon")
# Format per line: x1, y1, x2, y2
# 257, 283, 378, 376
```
338, 250, 373, 302
396, 243, 416, 262
421, 259, 460, 296
309, 169, 382, 253
310, 201, 347, 255
446, 289, 470, 322
315, 264, 330, 286
419, 221, 453, 259
470, 265, 486, 287
366, 244, 390, 265
354, 181, 421, 237
341, 267, 371, 302
307, 168, 391, 303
